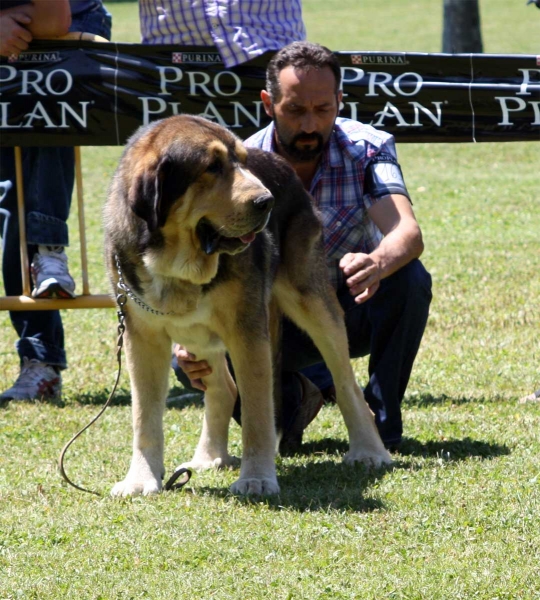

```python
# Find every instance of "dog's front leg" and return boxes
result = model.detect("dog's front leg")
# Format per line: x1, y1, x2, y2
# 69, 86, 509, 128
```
228, 338, 280, 496
111, 323, 171, 497
181, 353, 240, 470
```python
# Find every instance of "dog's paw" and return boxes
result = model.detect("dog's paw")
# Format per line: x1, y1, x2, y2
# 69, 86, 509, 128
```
343, 448, 392, 468
181, 454, 240, 471
110, 477, 161, 497
230, 477, 280, 496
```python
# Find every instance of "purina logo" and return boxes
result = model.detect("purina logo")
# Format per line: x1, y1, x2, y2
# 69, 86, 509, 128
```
350, 54, 409, 66
172, 52, 223, 65
8, 51, 61, 64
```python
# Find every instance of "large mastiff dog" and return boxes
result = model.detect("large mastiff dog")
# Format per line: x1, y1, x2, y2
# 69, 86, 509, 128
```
104, 115, 391, 497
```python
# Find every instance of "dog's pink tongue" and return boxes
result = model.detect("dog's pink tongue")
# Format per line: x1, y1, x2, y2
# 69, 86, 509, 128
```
240, 231, 256, 244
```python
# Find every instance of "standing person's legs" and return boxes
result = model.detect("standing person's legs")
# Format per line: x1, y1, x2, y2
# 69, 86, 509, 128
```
0, 147, 73, 401
0, 147, 73, 369
0, 2, 112, 401
70, 1, 112, 42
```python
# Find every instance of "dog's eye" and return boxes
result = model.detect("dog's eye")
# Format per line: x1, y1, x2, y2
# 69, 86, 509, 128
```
206, 158, 222, 175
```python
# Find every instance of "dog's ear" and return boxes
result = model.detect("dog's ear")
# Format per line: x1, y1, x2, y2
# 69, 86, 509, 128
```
129, 154, 194, 232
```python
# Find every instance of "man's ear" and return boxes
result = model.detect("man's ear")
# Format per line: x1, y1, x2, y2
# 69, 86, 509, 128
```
261, 89, 274, 117
337, 89, 343, 114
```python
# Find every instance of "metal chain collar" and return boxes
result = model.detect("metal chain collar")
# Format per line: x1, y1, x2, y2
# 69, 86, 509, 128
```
114, 253, 175, 316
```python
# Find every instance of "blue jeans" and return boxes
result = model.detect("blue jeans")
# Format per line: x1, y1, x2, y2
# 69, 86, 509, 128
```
0, 3, 111, 369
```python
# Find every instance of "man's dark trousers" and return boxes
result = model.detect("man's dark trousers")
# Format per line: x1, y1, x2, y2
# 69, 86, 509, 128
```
283, 258, 432, 446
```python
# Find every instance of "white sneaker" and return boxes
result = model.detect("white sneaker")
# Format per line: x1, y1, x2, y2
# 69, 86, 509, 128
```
0, 358, 62, 402
31, 245, 76, 299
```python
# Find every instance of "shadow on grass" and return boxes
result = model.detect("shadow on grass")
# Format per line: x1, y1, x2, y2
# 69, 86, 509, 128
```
396, 436, 510, 460
190, 438, 390, 512
276, 460, 388, 512
403, 393, 507, 407
174, 433, 510, 511
0, 396, 67, 409
292, 435, 509, 462
69, 386, 203, 408
74, 389, 132, 406
193, 459, 388, 513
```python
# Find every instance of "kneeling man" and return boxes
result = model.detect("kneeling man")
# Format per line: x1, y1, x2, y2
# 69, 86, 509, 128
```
175, 41, 432, 452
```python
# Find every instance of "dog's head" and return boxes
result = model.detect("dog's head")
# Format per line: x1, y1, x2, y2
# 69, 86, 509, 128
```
127, 115, 274, 257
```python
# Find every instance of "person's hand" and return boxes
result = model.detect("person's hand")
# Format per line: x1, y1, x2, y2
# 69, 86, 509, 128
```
173, 344, 212, 391
339, 252, 381, 304
0, 10, 33, 57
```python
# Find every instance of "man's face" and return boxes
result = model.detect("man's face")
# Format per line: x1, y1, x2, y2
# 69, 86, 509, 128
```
262, 65, 342, 163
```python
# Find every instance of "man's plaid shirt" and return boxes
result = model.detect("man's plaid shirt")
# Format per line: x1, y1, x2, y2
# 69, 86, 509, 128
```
245, 118, 410, 290
139, 0, 305, 68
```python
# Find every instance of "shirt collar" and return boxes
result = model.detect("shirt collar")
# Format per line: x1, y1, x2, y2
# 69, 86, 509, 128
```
260, 122, 277, 152
327, 120, 366, 168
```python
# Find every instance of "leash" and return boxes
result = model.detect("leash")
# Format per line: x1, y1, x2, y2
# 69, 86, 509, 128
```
58, 259, 191, 495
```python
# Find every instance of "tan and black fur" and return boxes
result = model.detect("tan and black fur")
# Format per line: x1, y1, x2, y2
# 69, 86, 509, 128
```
104, 115, 391, 497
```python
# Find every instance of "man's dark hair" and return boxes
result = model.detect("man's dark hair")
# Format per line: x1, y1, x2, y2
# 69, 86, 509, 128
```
266, 41, 342, 102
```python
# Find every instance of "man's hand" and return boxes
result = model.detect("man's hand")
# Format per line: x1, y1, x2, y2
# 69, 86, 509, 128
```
339, 194, 424, 304
339, 252, 381, 304
1, 0, 71, 57
0, 10, 32, 57
173, 344, 212, 391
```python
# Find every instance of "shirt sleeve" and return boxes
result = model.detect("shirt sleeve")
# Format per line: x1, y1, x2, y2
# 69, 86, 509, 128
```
363, 142, 411, 204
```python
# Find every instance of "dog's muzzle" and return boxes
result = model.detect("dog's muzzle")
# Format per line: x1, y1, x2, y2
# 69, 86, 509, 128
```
197, 193, 274, 255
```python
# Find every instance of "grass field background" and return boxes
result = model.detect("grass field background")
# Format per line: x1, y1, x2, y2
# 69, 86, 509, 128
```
1, 1, 539, 598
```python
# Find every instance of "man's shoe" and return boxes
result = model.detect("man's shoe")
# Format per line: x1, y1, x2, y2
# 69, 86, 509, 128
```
31, 245, 76, 299
166, 388, 204, 408
519, 388, 540, 403
296, 373, 327, 431
0, 358, 62, 402
383, 439, 402, 453
279, 373, 326, 455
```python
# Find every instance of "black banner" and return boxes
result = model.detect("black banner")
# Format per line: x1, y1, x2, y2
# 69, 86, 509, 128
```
1, 41, 539, 146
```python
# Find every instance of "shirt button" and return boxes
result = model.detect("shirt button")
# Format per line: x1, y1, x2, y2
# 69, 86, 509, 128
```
336, 221, 342, 227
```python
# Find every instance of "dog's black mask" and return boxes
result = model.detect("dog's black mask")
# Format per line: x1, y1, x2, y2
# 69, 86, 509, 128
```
196, 218, 222, 255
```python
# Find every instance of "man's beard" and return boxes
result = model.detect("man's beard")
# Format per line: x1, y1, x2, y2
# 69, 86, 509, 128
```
275, 126, 325, 162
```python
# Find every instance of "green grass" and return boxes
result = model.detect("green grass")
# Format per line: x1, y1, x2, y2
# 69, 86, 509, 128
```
304, 0, 539, 55
1, 1, 539, 598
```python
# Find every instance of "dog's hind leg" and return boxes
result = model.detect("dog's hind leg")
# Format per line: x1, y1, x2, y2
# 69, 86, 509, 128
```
111, 321, 172, 497
181, 352, 240, 471
275, 278, 392, 468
